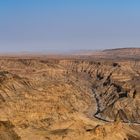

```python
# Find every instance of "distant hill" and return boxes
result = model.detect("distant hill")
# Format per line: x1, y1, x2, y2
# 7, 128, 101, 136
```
73, 48, 140, 59
0, 48, 140, 60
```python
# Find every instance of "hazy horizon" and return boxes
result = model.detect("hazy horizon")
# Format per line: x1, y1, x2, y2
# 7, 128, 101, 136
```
0, 0, 140, 52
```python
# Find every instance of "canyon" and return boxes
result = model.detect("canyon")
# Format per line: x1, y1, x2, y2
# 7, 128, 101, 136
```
0, 48, 140, 140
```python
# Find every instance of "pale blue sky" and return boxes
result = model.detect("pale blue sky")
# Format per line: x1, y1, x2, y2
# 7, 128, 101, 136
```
0, 0, 140, 52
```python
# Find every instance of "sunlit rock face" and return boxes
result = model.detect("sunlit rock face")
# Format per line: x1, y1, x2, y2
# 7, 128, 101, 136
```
0, 48, 140, 140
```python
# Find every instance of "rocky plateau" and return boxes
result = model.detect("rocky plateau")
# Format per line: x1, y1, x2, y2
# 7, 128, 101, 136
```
0, 48, 140, 140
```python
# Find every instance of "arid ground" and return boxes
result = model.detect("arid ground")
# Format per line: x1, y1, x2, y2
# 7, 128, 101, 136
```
0, 48, 140, 140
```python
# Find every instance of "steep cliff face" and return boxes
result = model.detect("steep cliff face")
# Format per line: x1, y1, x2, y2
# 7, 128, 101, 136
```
0, 56, 140, 140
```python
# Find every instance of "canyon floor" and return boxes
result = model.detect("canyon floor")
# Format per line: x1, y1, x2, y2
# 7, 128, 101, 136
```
0, 48, 140, 140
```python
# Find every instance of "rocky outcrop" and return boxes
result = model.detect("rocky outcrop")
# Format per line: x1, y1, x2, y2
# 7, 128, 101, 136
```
0, 121, 20, 140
